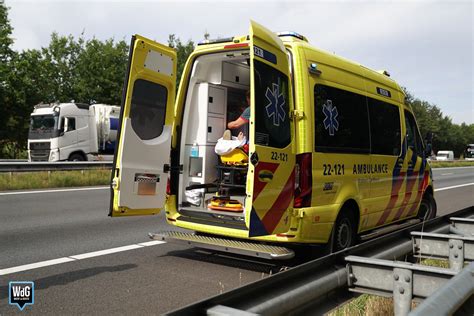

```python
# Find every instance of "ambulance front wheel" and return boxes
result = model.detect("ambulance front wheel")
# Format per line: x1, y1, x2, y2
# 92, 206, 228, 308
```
330, 209, 357, 253
417, 193, 437, 221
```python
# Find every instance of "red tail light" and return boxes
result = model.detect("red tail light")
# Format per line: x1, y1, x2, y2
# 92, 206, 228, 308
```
166, 177, 170, 195
276, 233, 295, 238
294, 153, 312, 208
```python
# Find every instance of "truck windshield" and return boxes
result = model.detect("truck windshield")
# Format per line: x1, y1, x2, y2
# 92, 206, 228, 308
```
465, 146, 474, 158
29, 115, 60, 139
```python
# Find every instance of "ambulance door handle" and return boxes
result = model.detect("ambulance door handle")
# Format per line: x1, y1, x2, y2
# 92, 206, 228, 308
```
258, 171, 273, 181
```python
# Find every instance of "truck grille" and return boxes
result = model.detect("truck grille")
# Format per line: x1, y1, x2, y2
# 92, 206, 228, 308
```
30, 142, 51, 161
30, 142, 51, 150
30, 150, 50, 161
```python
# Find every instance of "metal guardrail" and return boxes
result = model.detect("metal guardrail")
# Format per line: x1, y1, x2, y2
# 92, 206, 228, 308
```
410, 262, 474, 316
167, 206, 474, 316
0, 161, 113, 172
0, 159, 28, 162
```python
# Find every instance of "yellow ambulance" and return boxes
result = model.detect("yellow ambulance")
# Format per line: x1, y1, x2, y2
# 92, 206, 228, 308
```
109, 21, 436, 258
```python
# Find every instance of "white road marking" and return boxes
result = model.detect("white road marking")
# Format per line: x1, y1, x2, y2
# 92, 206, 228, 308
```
0, 186, 108, 196
137, 240, 166, 247
433, 166, 474, 171
435, 183, 474, 192
0, 257, 75, 276
440, 173, 454, 176
69, 245, 144, 260
0, 240, 166, 276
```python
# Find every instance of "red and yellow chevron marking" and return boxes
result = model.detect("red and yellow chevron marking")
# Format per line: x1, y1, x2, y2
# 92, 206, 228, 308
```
406, 169, 430, 216
260, 168, 295, 233
379, 151, 429, 225
392, 170, 419, 221
249, 161, 295, 237
376, 171, 406, 226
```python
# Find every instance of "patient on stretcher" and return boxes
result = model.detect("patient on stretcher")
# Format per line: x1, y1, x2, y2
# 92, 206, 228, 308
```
214, 130, 248, 165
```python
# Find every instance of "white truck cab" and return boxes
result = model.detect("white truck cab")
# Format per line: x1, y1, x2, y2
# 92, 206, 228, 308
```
28, 103, 120, 161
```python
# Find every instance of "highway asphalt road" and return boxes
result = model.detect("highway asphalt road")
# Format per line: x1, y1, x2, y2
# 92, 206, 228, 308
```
0, 167, 472, 314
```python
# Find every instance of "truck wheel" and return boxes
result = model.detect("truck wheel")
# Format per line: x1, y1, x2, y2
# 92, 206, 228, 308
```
69, 153, 85, 161
417, 193, 437, 221
330, 210, 357, 252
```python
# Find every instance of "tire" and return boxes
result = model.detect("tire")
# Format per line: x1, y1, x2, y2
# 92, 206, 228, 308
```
330, 210, 357, 252
69, 153, 85, 161
417, 193, 437, 221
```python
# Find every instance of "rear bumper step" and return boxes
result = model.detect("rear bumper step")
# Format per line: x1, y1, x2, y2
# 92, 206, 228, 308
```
149, 231, 294, 260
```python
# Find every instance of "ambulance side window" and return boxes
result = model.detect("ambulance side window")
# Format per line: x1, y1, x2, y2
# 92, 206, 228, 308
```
314, 85, 370, 153
404, 110, 423, 155
253, 60, 291, 148
368, 99, 401, 156
129, 79, 168, 140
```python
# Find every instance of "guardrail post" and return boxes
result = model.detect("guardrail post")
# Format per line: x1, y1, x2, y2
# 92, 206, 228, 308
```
393, 268, 413, 316
409, 262, 474, 316
345, 256, 456, 316
448, 238, 464, 272
411, 232, 473, 271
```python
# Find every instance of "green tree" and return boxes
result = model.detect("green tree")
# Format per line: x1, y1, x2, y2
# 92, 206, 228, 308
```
5, 48, 55, 157
0, 0, 16, 155
40, 33, 84, 102
74, 38, 128, 104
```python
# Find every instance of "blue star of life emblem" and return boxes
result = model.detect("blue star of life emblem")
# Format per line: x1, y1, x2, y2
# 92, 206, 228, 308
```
323, 100, 339, 136
265, 83, 286, 126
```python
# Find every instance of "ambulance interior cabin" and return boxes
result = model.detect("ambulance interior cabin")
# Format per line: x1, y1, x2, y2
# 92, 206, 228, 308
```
179, 50, 250, 216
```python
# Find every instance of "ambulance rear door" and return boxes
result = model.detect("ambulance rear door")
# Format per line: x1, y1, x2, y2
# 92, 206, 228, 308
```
247, 21, 296, 237
109, 35, 176, 216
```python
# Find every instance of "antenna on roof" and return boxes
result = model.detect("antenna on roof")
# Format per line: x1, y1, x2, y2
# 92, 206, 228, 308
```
377, 70, 391, 77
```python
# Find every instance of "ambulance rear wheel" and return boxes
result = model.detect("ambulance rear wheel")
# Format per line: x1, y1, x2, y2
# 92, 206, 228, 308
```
331, 210, 357, 252
417, 193, 437, 221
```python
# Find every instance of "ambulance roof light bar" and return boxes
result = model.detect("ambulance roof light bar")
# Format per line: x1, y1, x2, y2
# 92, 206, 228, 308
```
198, 37, 234, 46
276, 31, 308, 42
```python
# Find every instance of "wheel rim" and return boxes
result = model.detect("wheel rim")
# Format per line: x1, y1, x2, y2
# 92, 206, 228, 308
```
336, 218, 352, 249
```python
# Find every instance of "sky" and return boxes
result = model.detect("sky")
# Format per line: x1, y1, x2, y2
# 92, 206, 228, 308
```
5, 0, 473, 124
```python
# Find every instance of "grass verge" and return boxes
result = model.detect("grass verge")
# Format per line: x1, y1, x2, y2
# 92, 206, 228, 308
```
430, 161, 474, 168
328, 259, 449, 316
0, 169, 111, 191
